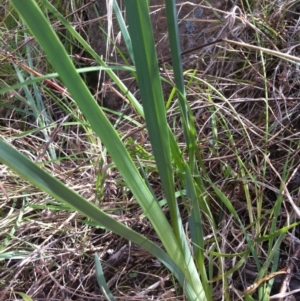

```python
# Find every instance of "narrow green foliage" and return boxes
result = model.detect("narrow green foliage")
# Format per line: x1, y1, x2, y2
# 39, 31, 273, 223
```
4, 0, 298, 300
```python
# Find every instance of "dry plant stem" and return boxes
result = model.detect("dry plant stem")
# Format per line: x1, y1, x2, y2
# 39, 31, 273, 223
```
278, 246, 300, 301
1, 52, 72, 98
102, 244, 129, 288
0, 181, 10, 202
264, 155, 300, 219
286, 164, 300, 191
269, 246, 300, 301
38, 253, 101, 300
3, 0, 300, 299
244, 269, 287, 295
0, 238, 63, 300
34, 114, 70, 162
270, 290, 300, 300
158, 39, 223, 64
223, 39, 300, 64
2, 212, 77, 296
121, 125, 146, 141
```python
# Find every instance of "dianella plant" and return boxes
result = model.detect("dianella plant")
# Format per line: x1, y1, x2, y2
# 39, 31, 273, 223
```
1, 1, 215, 300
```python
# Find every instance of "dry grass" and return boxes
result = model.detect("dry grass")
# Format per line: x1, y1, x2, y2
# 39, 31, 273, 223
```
1, 0, 300, 300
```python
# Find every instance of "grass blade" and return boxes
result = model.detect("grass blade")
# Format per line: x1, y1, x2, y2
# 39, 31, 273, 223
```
94, 253, 116, 301
7, 1, 205, 299
0, 139, 188, 288
125, 1, 205, 300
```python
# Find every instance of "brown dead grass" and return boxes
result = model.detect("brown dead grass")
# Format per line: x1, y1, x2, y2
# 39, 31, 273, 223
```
1, 0, 300, 300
